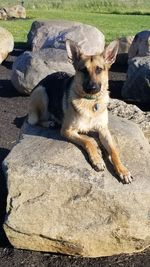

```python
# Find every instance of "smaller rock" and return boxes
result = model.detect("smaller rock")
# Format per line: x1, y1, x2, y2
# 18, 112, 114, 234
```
0, 27, 14, 64
128, 30, 150, 59
116, 36, 134, 65
122, 56, 150, 104
0, 8, 7, 20
108, 98, 150, 142
11, 48, 74, 95
5, 5, 26, 19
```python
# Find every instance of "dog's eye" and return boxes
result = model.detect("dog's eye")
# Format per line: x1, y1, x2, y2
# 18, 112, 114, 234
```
95, 66, 102, 75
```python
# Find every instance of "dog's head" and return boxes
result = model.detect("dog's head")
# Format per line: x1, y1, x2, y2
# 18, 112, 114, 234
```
66, 39, 119, 97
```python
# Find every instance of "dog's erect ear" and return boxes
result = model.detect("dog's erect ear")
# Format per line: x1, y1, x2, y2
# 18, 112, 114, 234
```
104, 40, 119, 67
66, 39, 81, 69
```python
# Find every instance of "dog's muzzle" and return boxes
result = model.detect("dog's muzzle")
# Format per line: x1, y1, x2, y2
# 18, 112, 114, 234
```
84, 81, 101, 94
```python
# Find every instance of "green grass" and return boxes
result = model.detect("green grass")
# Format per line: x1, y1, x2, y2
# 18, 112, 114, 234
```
0, 9, 150, 43
0, 0, 150, 14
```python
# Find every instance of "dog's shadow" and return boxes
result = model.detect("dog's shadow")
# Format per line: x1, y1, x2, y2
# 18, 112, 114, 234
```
19, 118, 122, 183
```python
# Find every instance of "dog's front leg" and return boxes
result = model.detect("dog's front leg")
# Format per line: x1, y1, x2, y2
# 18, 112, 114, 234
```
99, 127, 133, 184
61, 127, 105, 172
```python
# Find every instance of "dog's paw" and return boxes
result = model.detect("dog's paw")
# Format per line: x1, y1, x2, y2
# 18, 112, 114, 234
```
91, 157, 105, 172
117, 166, 133, 184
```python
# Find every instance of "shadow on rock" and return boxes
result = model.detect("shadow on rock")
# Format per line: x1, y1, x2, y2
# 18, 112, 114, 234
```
110, 62, 128, 73
109, 80, 124, 99
2, 60, 13, 71
13, 116, 27, 129
14, 42, 28, 50
0, 148, 12, 247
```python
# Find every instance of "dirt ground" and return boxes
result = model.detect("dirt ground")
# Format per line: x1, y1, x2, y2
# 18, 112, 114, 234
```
0, 45, 150, 267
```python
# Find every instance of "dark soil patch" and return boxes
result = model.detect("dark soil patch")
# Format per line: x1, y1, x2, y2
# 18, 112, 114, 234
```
0, 46, 149, 267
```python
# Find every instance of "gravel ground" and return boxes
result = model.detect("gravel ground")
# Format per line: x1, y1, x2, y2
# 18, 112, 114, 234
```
0, 46, 150, 267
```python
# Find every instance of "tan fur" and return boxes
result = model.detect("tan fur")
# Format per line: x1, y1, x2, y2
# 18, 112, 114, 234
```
28, 85, 50, 127
28, 40, 133, 184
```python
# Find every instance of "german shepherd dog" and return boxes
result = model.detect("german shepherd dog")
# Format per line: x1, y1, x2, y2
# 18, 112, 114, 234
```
28, 39, 133, 184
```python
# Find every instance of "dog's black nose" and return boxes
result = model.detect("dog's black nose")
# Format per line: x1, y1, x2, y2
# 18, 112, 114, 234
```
86, 81, 101, 93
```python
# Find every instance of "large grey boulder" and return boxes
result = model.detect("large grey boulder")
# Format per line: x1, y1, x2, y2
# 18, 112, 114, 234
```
27, 20, 81, 50
122, 56, 150, 103
108, 98, 150, 142
3, 115, 150, 257
128, 30, 150, 59
27, 20, 105, 55
11, 48, 74, 95
0, 27, 14, 64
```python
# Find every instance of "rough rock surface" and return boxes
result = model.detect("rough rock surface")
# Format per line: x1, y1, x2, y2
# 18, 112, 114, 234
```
5, 5, 26, 19
116, 36, 134, 65
11, 48, 74, 95
0, 27, 14, 64
108, 98, 150, 142
122, 56, 150, 104
27, 20, 81, 50
3, 115, 150, 257
128, 30, 150, 59
27, 20, 105, 55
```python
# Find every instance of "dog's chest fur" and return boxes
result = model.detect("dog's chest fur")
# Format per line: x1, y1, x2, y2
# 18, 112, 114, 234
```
68, 94, 109, 132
